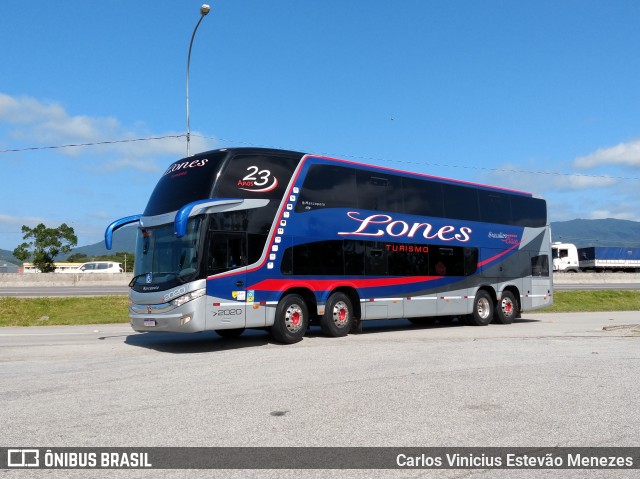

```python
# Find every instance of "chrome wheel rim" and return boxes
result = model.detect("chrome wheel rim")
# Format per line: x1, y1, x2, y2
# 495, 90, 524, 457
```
501, 297, 514, 318
477, 297, 491, 320
331, 301, 349, 328
285, 304, 304, 333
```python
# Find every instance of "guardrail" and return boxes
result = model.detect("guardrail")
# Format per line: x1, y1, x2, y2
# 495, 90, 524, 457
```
0, 273, 134, 287
552, 272, 640, 284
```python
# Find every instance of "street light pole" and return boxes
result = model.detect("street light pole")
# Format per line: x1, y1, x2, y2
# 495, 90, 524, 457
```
186, 4, 211, 157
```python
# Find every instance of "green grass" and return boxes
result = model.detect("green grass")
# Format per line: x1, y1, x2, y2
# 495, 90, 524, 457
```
537, 290, 640, 313
0, 296, 130, 327
0, 291, 638, 327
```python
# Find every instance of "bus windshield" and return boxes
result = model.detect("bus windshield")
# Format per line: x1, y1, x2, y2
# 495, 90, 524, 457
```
132, 218, 203, 289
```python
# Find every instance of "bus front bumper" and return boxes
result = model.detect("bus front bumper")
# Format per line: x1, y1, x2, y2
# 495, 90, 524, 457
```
129, 295, 207, 333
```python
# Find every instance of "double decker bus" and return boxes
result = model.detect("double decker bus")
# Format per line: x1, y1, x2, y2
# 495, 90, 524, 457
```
106, 147, 552, 343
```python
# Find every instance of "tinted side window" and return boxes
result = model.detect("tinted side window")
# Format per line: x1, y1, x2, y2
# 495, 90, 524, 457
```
281, 240, 344, 275
511, 196, 547, 227
246, 202, 279, 234
464, 247, 479, 275
531, 254, 549, 277
215, 154, 301, 200
478, 190, 512, 224
248, 234, 268, 265
387, 243, 430, 276
208, 207, 278, 265
296, 165, 357, 212
430, 246, 465, 276
281, 241, 477, 277
344, 240, 365, 275
356, 170, 403, 213
402, 177, 445, 217
144, 151, 227, 216
442, 184, 480, 222
365, 242, 387, 276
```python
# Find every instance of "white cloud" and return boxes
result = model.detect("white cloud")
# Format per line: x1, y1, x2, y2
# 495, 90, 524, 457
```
477, 161, 640, 221
0, 92, 216, 170
586, 209, 637, 221
573, 139, 640, 169
0, 93, 66, 124
0, 213, 46, 227
564, 175, 617, 189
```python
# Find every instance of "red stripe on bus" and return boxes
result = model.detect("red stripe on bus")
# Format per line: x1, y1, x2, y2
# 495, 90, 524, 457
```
248, 276, 442, 292
477, 242, 520, 267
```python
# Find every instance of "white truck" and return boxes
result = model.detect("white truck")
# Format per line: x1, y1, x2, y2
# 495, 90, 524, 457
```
552, 242, 580, 272
552, 242, 640, 272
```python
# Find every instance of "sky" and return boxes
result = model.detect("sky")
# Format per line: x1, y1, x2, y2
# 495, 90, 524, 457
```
1, 0, 640, 250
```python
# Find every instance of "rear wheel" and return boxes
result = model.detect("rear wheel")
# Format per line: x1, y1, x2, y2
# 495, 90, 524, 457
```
466, 290, 493, 326
494, 291, 518, 324
271, 294, 308, 344
321, 293, 354, 337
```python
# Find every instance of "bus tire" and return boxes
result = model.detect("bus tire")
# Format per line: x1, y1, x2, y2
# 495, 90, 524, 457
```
215, 328, 245, 338
271, 294, 308, 344
466, 290, 493, 326
494, 291, 518, 325
321, 292, 354, 337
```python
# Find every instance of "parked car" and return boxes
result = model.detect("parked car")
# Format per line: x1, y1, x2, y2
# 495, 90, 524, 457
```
76, 262, 123, 273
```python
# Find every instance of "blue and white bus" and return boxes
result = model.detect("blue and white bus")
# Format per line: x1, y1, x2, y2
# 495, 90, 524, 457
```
106, 147, 552, 343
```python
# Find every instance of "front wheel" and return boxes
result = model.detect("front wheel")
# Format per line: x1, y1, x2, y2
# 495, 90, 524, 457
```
466, 290, 493, 326
271, 294, 309, 344
321, 292, 354, 337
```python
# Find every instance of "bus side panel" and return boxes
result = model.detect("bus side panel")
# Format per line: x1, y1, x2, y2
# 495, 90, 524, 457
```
245, 296, 267, 327
436, 286, 473, 316
205, 271, 247, 330
363, 302, 388, 319
522, 277, 553, 311
403, 295, 437, 318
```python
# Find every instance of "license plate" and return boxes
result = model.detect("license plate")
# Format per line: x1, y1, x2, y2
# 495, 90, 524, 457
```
143, 319, 156, 327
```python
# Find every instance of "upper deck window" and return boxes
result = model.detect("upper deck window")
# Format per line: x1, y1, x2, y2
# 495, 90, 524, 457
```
144, 151, 227, 216
144, 149, 303, 217
215, 153, 302, 200
295, 162, 546, 228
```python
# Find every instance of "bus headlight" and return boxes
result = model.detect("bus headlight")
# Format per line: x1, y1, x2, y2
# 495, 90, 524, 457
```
171, 288, 206, 307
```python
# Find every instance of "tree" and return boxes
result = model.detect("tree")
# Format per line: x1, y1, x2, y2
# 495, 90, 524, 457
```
13, 223, 78, 273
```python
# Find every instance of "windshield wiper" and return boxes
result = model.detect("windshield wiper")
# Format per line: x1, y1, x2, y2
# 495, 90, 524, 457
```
129, 271, 190, 287
129, 273, 151, 288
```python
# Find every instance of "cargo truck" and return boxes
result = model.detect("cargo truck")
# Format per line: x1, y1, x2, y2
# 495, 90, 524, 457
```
552, 242, 640, 272
577, 246, 640, 272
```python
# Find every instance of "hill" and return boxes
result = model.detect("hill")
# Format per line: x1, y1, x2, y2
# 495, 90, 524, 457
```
550, 218, 640, 248
0, 248, 20, 266
69, 226, 137, 258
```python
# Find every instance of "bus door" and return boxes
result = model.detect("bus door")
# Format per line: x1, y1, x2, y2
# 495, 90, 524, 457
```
526, 252, 553, 309
205, 232, 248, 330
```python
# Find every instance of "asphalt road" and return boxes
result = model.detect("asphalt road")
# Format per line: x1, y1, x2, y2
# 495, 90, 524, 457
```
1, 312, 639, 478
